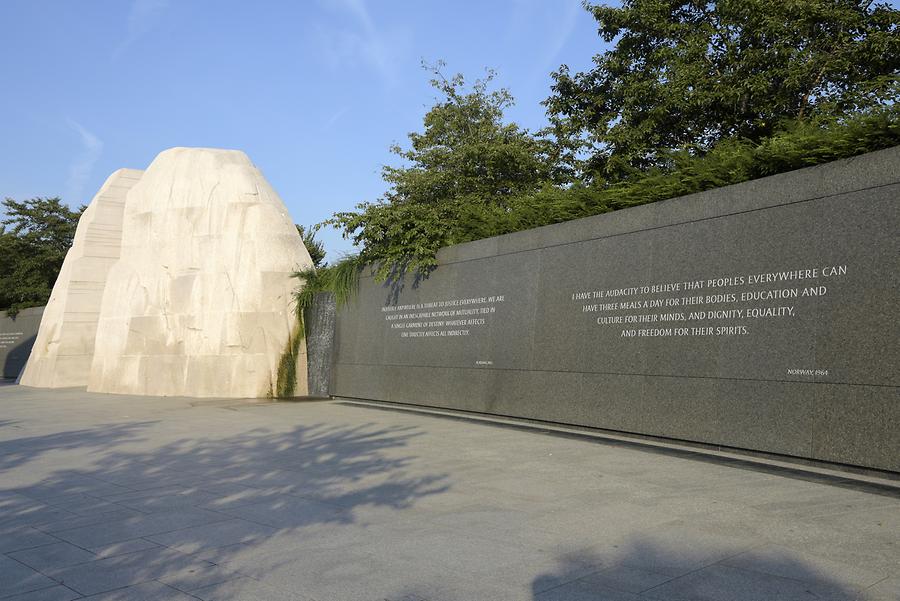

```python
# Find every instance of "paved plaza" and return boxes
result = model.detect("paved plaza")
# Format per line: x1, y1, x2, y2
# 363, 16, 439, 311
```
0, 382, 898, 601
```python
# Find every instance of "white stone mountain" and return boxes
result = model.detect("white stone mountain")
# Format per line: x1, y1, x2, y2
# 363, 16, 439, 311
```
21, 147, 313, 397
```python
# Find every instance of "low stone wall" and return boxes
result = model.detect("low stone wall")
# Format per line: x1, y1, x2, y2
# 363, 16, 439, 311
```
331, 147, 900, 472
1, 307, 44, 379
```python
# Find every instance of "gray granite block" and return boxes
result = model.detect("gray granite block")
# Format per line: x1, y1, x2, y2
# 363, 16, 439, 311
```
642, 563, 859, 601
0, 585, 82, 601
39, 493, 124, 516
579, 565, 680, 594
191, 577, 316, 601
8, 541, 96, 571
157, 562, 240, 594
51, 508, 231, 550
13, 481, 128, 502
533, 579, 643, 601
33, 508, 145, 534
0, 505, 76, 530
721, 544, 890, 590
0, 555, 57, 598
80, 580, 200, 600
219, 495, 347, 529
0, 527, 58, 553
44, 546, 231, 596
92, 538, 162, 559
113, 489, 221, 512
865, 577, 900, 601
147, 518, 277, 554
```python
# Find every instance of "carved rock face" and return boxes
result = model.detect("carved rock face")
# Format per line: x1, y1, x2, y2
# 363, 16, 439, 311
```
19, 168, 143, 388
23, 147, 312, 398
85, 147, 313, 397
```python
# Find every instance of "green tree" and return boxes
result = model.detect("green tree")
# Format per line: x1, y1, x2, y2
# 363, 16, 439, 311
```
0, 197, 83, 314
295, 224, 327, 269
545, 0, 900, 181
326, 62, 556, 278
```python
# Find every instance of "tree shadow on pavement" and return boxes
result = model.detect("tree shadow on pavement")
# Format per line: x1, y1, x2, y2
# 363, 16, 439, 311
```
0, 421, 153, 472
0, 417, 451, 599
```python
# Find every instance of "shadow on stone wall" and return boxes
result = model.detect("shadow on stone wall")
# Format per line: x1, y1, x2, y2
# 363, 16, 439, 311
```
3, 333, 36, 380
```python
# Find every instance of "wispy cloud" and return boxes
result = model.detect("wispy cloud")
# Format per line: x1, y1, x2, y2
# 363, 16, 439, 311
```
112, 0, 170, 60
311, 0, 410, 86
531, 0, 581, 86
506, 0, 582, 92
66, 119, 103, 204
323, 106, 350, 130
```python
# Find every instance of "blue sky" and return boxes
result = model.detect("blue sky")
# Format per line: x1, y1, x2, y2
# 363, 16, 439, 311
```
0, 0, 606, 260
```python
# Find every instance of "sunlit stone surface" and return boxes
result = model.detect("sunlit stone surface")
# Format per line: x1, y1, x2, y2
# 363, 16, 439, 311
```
86, 148, 312, 397
19, 169, 143, 387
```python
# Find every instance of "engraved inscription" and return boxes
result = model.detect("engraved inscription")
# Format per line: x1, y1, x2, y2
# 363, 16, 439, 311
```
571, 264, 848, 340
0, 332, 25, 349
382, 295, 506, 339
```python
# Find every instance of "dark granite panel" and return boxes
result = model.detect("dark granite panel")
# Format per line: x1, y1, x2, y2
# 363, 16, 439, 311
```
811, 188, 899, 386
346, 254, 540, 373
332, 293, 362, 366
709, 380, 817, 459
409, 366, 492, 413
485, 370, 583, 423
811, 384, 900, 472
1, 307, 44, 379
576, 373, 647, 434
332, 363, 389, 401
342, 364, 493, 414
636, 376, 723, 443
531, 242, 595, 374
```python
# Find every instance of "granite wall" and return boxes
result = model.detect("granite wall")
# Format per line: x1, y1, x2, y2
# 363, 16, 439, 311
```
331, 147, 900, 473
1, 307, 44, 379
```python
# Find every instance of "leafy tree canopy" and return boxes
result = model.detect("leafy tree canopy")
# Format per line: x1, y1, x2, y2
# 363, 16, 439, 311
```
295, 224, 327, 269
545, 0, 900, 181
0, 197, 83, 315
325, 61, 557, 278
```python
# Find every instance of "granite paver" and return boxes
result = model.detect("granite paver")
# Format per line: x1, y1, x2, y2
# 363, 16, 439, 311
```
0, 585, 82, 601
0, 555, 57, 598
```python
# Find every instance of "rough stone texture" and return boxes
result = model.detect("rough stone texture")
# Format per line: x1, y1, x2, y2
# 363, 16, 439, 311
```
305, 292, 337, 397
86, 148, 312, 397
332, 146, 900, 472
19, 170, 142, 388
1, 307, 44, 379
